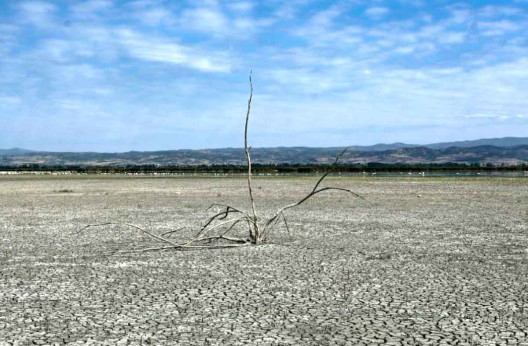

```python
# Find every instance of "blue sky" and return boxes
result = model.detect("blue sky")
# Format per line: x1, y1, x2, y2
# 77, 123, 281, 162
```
0, 0, 527, 152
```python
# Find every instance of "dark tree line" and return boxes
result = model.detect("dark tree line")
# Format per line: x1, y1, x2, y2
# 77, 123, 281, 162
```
1, 162, 526, 174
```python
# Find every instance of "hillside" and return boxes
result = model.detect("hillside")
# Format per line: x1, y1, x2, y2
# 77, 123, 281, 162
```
426, 137, 528, 149
0, 148, 36, 156
1, 144, 527, 167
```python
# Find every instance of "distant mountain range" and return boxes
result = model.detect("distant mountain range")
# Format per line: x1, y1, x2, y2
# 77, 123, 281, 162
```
0, 148, 35, 155
1, 137, 527, 166
345, 137, 528, 151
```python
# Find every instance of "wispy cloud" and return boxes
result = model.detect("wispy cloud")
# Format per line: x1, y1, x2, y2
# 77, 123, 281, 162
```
466, 113, 526, 120
179, 1, 228, 37
125, 0, 175, 27
116, 29, 232, 72
175, 0, 264, 39
0, 24, 18, 55
364, 6, 390, 19
18, 18, 233, 73
478, 5, 525, 18
70, 0, 113, 20
227, 1, 254, 13
131, 6, 173, 26
0, 96, 22, 105
478, 20, 523, 36
16, 1, 57, 28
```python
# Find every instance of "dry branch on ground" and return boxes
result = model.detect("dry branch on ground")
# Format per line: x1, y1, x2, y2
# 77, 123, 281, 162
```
79, 72, 362, 252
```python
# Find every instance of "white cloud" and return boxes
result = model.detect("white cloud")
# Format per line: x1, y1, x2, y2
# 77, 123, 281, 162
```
70, 0, 113, 20
176, 0, 264, 39
0, 96, 22, 105
364, 7, 390, 19
179, 1, 229, 37
309, 5, 343, 27
465, 113, 527, 122
116, 29, 232, 72
479, 20, 522, 37
227, 1, 254, 13
478, 5, 525, 18
445, 7, 474, 25
0, 24, 18, 55
259, 55, 528, 143
293, 19, 366, 51
124, 1, 175, 26
38, 39, 94, 63
271, 3, 298, 20
58, 99, 83, 110
292, 4, 484, 67
17, 1, 57, 28
438, 31, 466, 44
17, 12, 234, 72
138, 8, 173, 26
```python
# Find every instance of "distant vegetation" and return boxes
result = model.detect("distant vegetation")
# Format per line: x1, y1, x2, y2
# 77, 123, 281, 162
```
1, 161, 526, 175
55, 188, 74, 193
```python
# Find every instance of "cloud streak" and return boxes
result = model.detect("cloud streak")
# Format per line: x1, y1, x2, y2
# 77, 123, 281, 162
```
117, 29, 232, 72
16, 1, 57, 28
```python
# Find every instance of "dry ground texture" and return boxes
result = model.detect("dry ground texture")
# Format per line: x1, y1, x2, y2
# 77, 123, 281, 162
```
0, 175, 527, 345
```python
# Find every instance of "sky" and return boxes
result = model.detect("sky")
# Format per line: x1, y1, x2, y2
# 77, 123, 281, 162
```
0, 0, 527, 152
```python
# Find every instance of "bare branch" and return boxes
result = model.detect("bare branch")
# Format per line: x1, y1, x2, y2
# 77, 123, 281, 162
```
244, 70, 259, 240
78, 223, 184, 248
115, 242, 250, 254
267, 146, 360, 225
190, 235, 248, 244
79, 222, 250, 254
193, 216, 249, 242
264, 185, 362, 234
206, 203, 246, 214
335, 147, 349, 164
314, 187, 364, 199
312, 172, 331, 193
200, 205, 246, 233
280, 212, 291, 239
219, 219, 243, 237
311, 147, 348, 193
161, 227, 185, 237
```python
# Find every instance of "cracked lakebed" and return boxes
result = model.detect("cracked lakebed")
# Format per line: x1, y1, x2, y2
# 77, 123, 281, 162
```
1, 176, 527, 345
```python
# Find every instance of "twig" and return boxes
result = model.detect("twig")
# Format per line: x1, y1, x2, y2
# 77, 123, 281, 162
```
77, 223, 183, 248
262, 147, 362, 234
186, 218, 247, 245
161, 227, 185, 237
115, 242, 250, 254
200, 204, 246, 234
244, 70, 259, 242
280, 212, 292, 240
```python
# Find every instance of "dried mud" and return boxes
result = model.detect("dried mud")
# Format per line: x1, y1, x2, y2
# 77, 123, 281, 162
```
1, 176, 527, 345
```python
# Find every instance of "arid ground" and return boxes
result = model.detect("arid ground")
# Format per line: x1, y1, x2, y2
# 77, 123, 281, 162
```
1, 175, 527, 345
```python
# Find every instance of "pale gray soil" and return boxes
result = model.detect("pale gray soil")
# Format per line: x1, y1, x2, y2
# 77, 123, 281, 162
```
1, 176, 527, 345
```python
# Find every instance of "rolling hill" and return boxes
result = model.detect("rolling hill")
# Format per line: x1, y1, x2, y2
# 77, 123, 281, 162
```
1, 138, 527, 167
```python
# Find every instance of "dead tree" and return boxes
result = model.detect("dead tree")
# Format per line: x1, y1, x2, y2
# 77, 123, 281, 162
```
78, 72, 362, 252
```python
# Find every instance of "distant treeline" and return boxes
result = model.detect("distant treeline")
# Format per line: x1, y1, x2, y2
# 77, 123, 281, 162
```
1, 162, 527, 174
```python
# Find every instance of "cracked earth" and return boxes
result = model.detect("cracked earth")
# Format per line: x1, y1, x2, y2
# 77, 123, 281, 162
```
1, 176, 527, 345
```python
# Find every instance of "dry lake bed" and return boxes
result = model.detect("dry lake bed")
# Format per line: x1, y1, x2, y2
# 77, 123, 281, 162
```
1, 175, 527, 345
